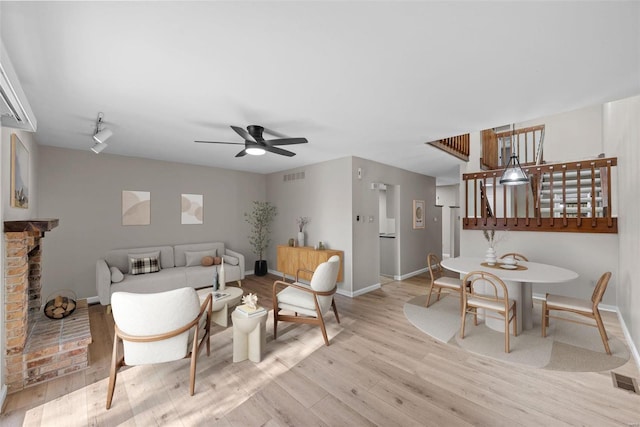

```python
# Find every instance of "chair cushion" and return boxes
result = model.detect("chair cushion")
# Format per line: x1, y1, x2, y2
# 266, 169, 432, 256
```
277, 284, 319, 317
112, 287, 200, 365
467, 296, 514, 313
545, 294, 593, 313
433, 277, 463, 289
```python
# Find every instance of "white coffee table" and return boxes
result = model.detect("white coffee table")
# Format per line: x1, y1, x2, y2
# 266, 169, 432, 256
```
197, 287, 243, 327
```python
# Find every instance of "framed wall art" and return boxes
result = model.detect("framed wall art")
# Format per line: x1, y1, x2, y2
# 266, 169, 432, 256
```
413, 199, 425, 229
181, 193, 203, 224
122, 190, 151, 225
10, 133, 29, 209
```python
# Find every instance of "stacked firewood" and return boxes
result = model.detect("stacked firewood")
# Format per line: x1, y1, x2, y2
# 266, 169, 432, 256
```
44, 295, 76, 319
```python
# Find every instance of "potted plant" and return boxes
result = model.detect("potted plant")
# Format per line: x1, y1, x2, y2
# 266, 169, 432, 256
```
244, 201, 277, 276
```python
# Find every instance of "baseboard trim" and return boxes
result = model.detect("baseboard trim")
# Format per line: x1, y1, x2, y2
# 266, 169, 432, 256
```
617, 310, 640, 373
337, 282, 381, 298
397, 267, 428, 281
86, 296, 100, 305
0, 384, 7, 413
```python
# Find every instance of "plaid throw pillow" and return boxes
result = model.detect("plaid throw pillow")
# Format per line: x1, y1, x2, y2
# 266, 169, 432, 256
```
129, 256, 160, 275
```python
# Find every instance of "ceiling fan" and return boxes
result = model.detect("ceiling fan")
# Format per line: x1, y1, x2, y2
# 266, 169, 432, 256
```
195, 125, 308, 157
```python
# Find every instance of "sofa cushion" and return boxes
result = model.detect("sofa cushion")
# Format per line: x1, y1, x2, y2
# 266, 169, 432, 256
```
129, 256, 161, 275
185, 265, 217, 288
110, 266, 124, 283
111, 268, 187, 296
106, 246, 174, 273
174, 242, 225, 267
185, 249, 217, 267
222, 255, 239, 266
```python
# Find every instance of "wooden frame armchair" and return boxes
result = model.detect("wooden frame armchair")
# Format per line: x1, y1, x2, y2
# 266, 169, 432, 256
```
461, 271, 517, 353
106, 287, 212, 409
273, 255, 340, 346
426, 253, 466, 308
542, 271, 612, 355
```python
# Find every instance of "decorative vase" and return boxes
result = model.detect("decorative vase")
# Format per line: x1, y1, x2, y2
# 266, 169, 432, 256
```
254, 260, 268, 276
485, 247, 497, 265
219, 259, 226, 291
297, 231, 305, 247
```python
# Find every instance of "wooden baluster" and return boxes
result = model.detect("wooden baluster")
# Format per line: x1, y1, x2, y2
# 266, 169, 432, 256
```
482, 176, 488, 226
502, 175, 508, 226
492, 174, 498, 226
536, 167, 543, 226
606, 160, 613, 227
464, 178, 469, 226
514, 179, 519, 226
562, 165, 567, 227
524, 131, 528, 164
591, 163, 597, 227
576, 163, 582, 227
473, 175, 478, 226
525, 168, 531, 226
549, 166, 554, 227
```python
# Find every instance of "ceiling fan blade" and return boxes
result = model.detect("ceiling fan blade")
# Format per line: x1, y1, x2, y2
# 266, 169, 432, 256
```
231, 125, 257, 142
264, 145, 296, 157
195, 140, 245, 145
266, 137, 308, 146
235, 149, 247, 157
262, 127, 289, 138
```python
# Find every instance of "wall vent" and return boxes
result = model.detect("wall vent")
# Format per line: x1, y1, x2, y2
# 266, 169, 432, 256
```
283, 171, 305, 182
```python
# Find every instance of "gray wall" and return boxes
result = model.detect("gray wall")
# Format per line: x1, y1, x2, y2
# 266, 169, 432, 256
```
352, 157, 440, 292
37, 146, 265, 300
266, 157, 353, 292
603, 94, 640, 360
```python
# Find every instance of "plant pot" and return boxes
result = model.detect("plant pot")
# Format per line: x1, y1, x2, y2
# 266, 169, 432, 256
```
254, 260, 268, 276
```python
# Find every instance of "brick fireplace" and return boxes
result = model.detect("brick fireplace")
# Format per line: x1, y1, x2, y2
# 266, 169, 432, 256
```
4, 219, 92, 393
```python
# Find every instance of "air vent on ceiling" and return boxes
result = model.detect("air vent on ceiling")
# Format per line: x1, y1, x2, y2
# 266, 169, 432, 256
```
283, 171, 305, 182
0, 42, 37, 132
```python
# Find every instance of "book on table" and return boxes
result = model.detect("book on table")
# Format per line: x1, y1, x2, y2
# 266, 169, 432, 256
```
235, 304, 266, 316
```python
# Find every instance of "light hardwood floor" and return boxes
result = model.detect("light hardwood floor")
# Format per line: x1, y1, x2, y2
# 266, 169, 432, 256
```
2, 273, 639, 426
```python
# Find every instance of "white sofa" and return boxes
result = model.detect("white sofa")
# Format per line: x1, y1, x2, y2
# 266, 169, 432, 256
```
96, 242, 245, 307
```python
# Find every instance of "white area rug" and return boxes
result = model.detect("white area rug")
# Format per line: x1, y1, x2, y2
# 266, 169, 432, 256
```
404, 294, 630, 372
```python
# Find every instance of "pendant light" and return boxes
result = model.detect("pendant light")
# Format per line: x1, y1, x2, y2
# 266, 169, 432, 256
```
499, 124, 529, 186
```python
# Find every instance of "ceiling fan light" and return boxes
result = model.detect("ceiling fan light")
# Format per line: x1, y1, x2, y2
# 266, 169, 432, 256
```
246, 147, 266, 156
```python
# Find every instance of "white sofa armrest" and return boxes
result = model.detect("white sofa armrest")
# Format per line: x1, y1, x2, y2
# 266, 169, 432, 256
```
96, 259, 112, 306
225, 248, 245, 280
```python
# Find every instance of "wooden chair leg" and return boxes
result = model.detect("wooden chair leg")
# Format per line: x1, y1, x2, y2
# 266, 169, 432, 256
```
331, 299, 340, 324
541, 301, 548, 337
504, 312, 510, 353
426, 285, 435, 307
273, 309, 278, 340
513, 304, 517, 337
460, 307, 467, 339
593, 310, 612, 355
436, 288, 442, 302
318, 315, 330, 346
106, 335, 120, 410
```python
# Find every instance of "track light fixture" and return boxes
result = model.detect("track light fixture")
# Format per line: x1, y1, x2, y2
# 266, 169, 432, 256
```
91, 112, 112, 153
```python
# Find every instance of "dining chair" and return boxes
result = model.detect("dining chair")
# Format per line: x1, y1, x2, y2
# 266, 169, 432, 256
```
272, 255, 340, 346
460, 271, 517, 353
426, 253, 466, 309
499, 253, 529, 262
106, 287, 212, 409
541, 271, 612, 355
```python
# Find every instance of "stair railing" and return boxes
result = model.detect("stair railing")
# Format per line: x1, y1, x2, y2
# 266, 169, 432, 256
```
463, 157, 617, 233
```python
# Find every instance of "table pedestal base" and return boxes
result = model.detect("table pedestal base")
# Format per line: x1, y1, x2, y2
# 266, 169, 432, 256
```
484, 280, 532, 334
232, 310, 268, 363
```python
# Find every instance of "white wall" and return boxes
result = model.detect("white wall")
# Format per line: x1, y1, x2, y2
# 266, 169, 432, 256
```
436, 184, 459, 257
603, 94, 640, 357
460, 105, 619, 306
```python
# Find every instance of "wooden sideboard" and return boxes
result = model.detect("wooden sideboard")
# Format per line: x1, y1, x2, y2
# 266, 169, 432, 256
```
276, 245, 344, 282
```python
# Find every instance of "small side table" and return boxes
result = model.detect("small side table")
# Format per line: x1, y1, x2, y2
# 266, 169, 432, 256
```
197, 287, 243, 327
232, 308, 268, 363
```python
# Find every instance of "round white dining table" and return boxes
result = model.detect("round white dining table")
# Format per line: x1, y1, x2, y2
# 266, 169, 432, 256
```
440, 257, 578, 333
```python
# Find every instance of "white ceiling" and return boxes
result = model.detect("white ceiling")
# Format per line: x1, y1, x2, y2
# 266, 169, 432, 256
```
2, 1, 638, 185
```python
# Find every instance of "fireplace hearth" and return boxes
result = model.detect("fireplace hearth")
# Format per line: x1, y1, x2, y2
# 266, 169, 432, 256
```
3, 219, 92, 393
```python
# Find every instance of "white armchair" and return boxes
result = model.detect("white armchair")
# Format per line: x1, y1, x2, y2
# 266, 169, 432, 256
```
106, 287, 212, 409
272, 255, 341, 346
